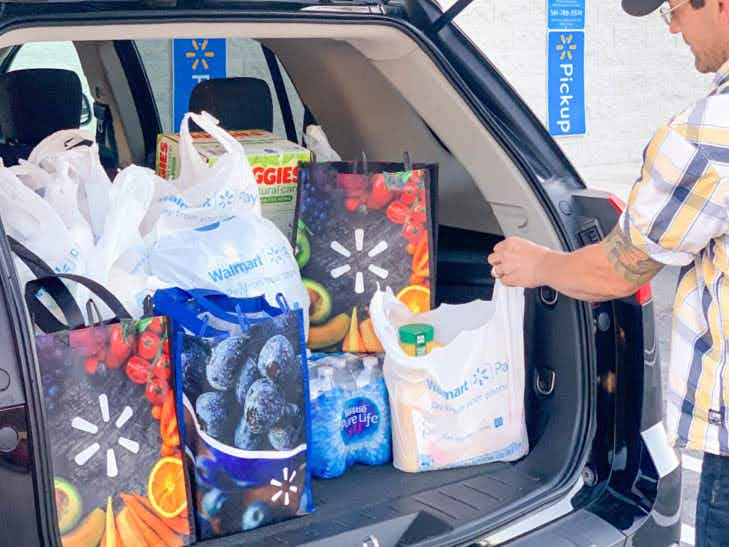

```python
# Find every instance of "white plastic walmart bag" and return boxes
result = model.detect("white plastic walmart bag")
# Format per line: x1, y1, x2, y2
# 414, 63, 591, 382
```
0, 133, 152, 321
0, 164, 88, 281
111, 112, 309, 325
141, 111, 260, 237
24, 129, 112, 241
146, 214, 310, 332
369, 281, 528, 472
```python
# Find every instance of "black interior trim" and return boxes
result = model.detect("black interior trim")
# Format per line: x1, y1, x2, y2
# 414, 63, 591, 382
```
263, 44, 297, 142
114, 39, 162, 165
0, 44, 21, 74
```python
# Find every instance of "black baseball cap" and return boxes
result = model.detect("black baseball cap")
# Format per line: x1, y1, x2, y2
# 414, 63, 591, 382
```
622, 0, 663, 16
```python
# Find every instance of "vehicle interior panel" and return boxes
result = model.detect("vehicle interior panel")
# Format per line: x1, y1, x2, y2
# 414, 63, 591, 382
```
0, 18, 591, 546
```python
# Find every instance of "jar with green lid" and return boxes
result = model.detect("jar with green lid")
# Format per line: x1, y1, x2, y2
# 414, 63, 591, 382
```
399, 323, 439, 356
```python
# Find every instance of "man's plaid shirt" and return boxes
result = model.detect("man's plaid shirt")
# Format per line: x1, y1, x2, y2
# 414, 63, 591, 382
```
620, 60, 729, 455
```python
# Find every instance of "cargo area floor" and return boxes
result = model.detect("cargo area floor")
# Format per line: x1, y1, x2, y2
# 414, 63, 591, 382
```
202, 461, 547, 546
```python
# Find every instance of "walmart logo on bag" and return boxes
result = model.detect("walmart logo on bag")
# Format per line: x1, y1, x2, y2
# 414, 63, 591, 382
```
159, 195, 189, 209
426, 362, 510, 400
208, 254, 263, 283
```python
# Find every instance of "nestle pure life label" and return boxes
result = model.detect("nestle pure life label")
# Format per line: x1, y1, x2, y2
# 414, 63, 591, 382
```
155, 129, 310, 242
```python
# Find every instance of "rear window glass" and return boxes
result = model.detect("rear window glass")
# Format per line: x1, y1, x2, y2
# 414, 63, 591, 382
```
8, 41, 96, 133
136, 38, 305, 141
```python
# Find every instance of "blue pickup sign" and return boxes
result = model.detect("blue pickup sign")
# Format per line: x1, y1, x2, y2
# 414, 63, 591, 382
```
173, 38, 227, 131
547, 0, 585, 30
547, 30, 585, 137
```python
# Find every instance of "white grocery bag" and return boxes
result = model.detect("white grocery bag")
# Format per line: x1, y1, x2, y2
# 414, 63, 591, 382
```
369, 281, 528, 472
0, 164, 88, 281
145, 214, 310, 332
24, 129, 112, 241
303, 125, 342, 161
141, 111, 260, 237
0, 134, 151, 323
111, 111, 309, 325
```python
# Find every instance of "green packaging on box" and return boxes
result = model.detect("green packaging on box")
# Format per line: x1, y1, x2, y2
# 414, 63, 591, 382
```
399, 324, 434, 356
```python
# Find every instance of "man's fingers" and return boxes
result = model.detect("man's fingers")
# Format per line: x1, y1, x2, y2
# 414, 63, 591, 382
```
487, 253, 501, 266
500, 273, 516, 287
491, 264, 513, 279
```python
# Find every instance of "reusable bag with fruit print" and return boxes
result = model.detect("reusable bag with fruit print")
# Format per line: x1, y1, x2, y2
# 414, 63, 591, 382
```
25, 273, 194, 546
152, 287, 314, 540
296, 157, 438, 352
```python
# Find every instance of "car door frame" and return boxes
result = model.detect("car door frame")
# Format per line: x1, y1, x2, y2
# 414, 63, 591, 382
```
0, 5, 675, 545
399, 0, 681, 544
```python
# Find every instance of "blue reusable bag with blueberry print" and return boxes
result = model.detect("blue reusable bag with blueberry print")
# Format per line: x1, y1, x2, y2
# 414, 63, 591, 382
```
153, 287, 314, 540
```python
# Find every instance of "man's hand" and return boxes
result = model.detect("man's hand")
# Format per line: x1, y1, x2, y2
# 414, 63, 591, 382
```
486, 227, 663, 302
487, 237, 550, 288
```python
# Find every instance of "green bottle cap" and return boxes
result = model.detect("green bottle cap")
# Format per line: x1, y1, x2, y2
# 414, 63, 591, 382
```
399, 323, 434, 345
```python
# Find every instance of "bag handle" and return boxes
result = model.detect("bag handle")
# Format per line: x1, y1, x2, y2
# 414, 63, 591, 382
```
403, 151, 412, 172
183, 111, 242, 153
152, 288, 231, 338
152, 288, 285, 337
8, 236, 86, 330
186, 288, 284, 321
178, 111, 244, 181
25, 274, 131, 334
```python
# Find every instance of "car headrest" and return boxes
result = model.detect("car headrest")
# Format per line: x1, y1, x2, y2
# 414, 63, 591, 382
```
0, 69, 82, 146
189, 77, 274, 132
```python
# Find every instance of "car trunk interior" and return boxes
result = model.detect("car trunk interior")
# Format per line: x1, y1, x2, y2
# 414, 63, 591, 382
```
0, 17, 591, 546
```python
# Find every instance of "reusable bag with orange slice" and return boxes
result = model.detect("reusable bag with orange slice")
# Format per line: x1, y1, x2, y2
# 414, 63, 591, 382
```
24, 273, 194, 546
152, 288, 314, 540
296, 158, 438, 352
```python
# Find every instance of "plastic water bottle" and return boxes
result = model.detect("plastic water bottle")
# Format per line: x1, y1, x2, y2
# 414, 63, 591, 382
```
317, 366, 335, 393
346, 356, 392, 466
356, 356, 380, 388
308, 363, 321, 400
309, 353, 392, 478
330, 356, 356, 391
309, 364, 348, 477
344, 353, 363, 378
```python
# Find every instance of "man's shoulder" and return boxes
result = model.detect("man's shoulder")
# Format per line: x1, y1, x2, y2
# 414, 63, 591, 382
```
669, 93, 729, 143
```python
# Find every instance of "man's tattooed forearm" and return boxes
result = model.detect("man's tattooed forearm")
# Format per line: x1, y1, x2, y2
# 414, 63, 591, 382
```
602, 226, 663, 286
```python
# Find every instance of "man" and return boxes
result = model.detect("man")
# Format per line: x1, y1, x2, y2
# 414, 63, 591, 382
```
487, 0, 729, 545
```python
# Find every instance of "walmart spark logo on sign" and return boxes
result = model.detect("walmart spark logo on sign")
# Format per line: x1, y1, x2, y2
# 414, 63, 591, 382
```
555, 34, 577, 60
172, 38, 227, 131
547, 31, 585, 136
185, 39, 216, 78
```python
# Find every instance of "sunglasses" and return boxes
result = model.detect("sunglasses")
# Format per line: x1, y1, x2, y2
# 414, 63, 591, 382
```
659, 0, 692, 25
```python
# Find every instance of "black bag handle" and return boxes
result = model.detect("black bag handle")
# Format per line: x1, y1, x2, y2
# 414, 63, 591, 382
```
9, 236, 59, 278
25, 274, 131, 334
403, 151, 412, 171
7, 237, 86, 331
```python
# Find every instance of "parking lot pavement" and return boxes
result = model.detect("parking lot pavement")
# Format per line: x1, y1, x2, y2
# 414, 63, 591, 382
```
651, 267, 700, 547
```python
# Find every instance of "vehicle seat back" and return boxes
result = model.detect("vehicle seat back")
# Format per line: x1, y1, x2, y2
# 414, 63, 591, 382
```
0, 68, 82, 165
189, 77, 273, 132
